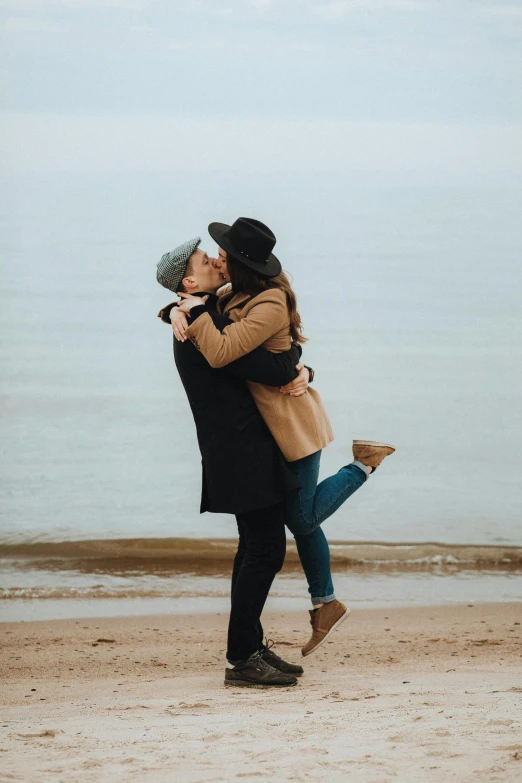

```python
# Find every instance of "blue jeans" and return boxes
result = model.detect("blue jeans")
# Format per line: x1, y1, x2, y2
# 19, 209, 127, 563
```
285, 451, 368, 605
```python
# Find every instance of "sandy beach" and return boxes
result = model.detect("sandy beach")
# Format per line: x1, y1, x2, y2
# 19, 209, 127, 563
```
2, 601, 521, 782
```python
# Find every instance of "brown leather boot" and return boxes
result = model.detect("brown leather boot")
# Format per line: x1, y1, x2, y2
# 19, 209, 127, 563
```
301, 600, 350, 657
353, 440, 395, 470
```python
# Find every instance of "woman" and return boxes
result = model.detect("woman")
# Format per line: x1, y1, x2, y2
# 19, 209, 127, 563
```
172, 217, 395, 655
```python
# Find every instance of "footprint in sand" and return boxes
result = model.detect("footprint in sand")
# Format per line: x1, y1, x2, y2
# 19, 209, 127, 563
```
82, 759, 103, 769
179, 702, 211, 709
15, 729, 62, 739
165, 702, 212, 715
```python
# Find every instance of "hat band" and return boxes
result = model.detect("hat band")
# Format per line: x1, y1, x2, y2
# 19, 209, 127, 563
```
223, 227, 273, 264
237, 248, 268, 264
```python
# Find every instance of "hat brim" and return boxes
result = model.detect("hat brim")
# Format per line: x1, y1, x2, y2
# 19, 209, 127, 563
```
208, 222, 281, 278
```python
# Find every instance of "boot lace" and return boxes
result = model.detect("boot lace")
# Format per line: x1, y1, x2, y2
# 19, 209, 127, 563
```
263, 638, 282, 664
233, 652, 277, 674
309, 609, 320, 629
253, 652, 278, 675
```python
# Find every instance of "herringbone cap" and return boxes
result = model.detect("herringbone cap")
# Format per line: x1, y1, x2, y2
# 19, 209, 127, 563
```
156, 237, 201, 292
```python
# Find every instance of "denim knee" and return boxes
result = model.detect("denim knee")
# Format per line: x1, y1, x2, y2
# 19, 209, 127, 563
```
286, 517, 316, 538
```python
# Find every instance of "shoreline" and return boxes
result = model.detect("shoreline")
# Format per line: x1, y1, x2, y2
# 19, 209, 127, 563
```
2, 570, 522, 623
2, 602, 521, 782
2, 537, 522, 569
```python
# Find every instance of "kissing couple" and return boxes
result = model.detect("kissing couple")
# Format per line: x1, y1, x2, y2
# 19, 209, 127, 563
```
157, 217, 395, 688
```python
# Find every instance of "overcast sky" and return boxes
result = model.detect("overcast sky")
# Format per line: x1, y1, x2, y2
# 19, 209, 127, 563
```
2, 0, 522, 183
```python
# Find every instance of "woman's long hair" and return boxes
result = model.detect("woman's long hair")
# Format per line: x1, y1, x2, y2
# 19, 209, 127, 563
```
227, 255, 307, 345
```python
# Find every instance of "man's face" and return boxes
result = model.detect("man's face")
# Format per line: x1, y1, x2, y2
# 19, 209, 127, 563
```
186, 249, 226, 293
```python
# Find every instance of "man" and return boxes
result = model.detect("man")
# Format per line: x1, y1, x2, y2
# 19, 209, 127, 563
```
157, 237, 309, 688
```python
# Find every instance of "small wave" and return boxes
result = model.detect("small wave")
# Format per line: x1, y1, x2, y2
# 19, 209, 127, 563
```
0, 537, 521, 572
0, 586, 230, 600
0, 537, 237, 561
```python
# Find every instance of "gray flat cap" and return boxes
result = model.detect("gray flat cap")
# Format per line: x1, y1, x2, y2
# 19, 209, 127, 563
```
156, 237, 202, 292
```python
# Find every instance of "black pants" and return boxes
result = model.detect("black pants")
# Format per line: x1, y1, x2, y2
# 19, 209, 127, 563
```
227, 501, 287, 662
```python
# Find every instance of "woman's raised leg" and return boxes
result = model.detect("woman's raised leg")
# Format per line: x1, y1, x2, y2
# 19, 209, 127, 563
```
285, 451, 368, 601
285, 450, 368, 655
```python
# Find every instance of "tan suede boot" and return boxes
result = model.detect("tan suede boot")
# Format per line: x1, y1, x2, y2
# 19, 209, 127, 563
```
353, 439, 395, 470
301, 600, 350, 657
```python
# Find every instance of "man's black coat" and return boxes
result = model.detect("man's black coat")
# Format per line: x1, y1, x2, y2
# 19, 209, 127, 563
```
163, 295, 300, 514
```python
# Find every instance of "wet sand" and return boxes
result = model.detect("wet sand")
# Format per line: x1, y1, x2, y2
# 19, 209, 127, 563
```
2, 602, 522, 782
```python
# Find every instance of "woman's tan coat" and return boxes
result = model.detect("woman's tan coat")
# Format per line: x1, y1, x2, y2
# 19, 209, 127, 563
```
185, 287, 334, 462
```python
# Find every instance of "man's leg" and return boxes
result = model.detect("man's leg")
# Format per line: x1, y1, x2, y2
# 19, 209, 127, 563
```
231, 517, 246, 597
227, 501, 286, 663
231, 515, 263, 651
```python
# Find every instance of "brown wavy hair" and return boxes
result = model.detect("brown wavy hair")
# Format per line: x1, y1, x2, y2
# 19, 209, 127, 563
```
226, 255, 307, 345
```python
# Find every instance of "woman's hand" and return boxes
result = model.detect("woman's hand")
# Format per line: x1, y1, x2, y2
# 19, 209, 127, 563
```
170, 307, 189, 342
279, 364, 310, 397
177, 292, 208, 313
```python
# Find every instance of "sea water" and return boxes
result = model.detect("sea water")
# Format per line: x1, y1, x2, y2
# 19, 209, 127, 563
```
2, 175, 521, 547
2, 175, 521, 618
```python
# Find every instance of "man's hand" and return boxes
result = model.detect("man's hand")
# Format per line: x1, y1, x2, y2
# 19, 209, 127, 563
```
170, 307, 189, 342
279, 363, 309, 397
177, 292, 208, 313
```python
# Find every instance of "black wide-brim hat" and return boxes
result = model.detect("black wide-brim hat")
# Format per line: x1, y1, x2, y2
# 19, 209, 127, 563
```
208, 217, 281, 278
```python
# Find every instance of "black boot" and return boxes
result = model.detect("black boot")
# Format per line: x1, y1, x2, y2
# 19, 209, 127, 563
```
224, 652, 298, 688
261, 640, 304, 676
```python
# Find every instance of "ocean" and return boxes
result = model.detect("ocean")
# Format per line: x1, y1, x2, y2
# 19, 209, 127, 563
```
1, 175, 521, 619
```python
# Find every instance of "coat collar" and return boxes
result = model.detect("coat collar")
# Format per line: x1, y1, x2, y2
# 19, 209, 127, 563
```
220, 290, 252, 314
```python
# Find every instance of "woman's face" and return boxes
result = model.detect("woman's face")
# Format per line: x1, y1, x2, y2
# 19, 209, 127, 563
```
217, 248, 231, 283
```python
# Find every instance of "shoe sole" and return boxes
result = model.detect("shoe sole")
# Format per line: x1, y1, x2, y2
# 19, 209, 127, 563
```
353, 440, 395, 451
224, 679, 298, 688
301, 607, 351, 657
